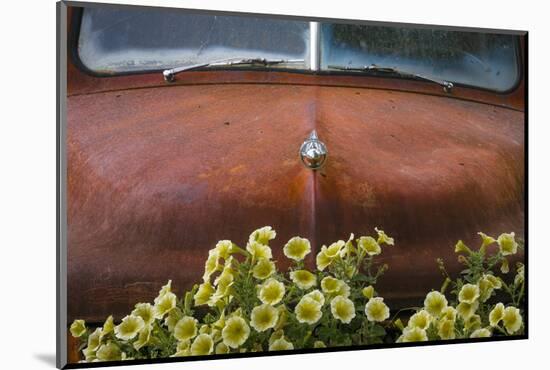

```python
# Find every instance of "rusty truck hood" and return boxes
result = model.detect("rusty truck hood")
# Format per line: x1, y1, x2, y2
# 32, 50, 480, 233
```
67, 84, 524, 321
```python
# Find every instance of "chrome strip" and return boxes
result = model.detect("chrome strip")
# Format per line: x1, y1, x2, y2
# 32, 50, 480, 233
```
309, 21, 321, 71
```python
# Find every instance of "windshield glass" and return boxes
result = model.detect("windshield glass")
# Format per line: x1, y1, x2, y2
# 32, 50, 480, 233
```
320, 23, 519, 92
77, 7, 310, 73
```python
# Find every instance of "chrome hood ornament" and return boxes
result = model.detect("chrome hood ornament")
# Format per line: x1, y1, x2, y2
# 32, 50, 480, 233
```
300, 130, 328, 170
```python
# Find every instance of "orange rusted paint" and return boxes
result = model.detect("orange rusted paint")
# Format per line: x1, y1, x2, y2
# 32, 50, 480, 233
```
66, 6, 525, 323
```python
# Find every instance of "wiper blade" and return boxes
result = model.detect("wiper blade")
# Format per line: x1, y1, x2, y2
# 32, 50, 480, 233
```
328, 64, 454, 93
163, 57, 304, 82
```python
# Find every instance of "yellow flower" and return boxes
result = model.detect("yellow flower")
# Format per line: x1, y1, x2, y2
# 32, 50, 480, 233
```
437, 319, 455, 340
331, 296, 356, 324
478, 232, 496, 249
194, 282, 215, 306
489, 303, 505, 327
515, 264, 524, 285
258, 278, 285, 305
115, 315, 145, 341
132, 303, 155, 326
497, 232, 518, 256
304, 289, 325, 306
157, 280, 172, 298
269, 329, 285, 345
470, 328, 492, 338
407, 310, 432, 330
362, 285, 375, 299
501, 258, 510, 274
295, 296, 323, 324
96, 341, 123, 361
215, 342, 230, 354
82, 346, 97, 362
87, 328, 102, 352
313, 341, 326, 348
190, 334, 214, 356
502, 306, 522, 334
274, 306, 289, 330
375, 227, 394, 246
358, 236, 381, 256
100, 316, 114, 340
153, 292, 177, 318
454, 240, 471, 254
252, 258, 276, 280
478, 275, 499, 302
321, 276, 341, 294
423, 291, 448, 317
457, 301, 479, 320
174, 316, 198, 342
222, 316, 250, 348
465, 314, 482, 331
400, 327, 428, 342
247, 241, 273, 260
269, 338, 294, 351
284, 237, 312, 261
165, 307, 183, 332
203, 250, 222, 283
251, 304, 279, 332
172, 340, 190, 357
458, 284, 480, 304
441, 306, 457, 321
365, 297, 390, 322
290, 270, 317, 290
316, 241, 345, 271
70, 319, 86, 338
214, 240, 234, 260
249, 226, 277, 245
133, 325, 152, 351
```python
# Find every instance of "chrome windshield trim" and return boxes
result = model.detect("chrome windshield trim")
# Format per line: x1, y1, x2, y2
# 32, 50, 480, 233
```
309, 21, 321, 71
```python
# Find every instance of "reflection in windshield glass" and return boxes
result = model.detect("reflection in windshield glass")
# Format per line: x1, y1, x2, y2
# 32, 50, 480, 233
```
78, 7, 310, 73
321, 24, 519, 91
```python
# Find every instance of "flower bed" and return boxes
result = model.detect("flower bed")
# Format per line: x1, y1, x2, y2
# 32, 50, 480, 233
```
70, 227, 524, 362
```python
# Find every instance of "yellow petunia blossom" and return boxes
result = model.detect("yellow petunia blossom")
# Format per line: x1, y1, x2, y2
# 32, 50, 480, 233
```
423, 291, 448, 317
464, 314, 482, 331
250, 304, 279, 332
194, 282, 215, 306
470, 328, 492, 338
190, 334, 214, 356
269, 337, 294, 351
489, 303, 505, 327
407, 310, 432, 331
375, 227, 394, 246
214, 240, 234, 260
114, 315, 145, 341
174, 316, 198, 342
258, 278, 285, 305
316, 241, 345, 271
70, 319, 86, 338
295, 296, 323, 324
87, 328, 102, 352
321, 276, 341, 294
313, 340, 327, 348
304, 289, 325, 306
249, 226, 277, 245
458, 284, 480, 304
222, 316, 250, 349
171, 340, 190, 357
441, 306, 457, 321
82, 346, 97, 362
497, 232, 518, 256
100, 315, 114, 340
400, 327, 428, 342
437, 319, 456, 340
365, 297, 390, 322
502, 306, 523, 334
247, 241, 273, 260
156, 280, 172, 298
362, 285, 375, 299
358, 236, 381, 256
478, 232, 496, 249
215, 342, 230, 354
330, 296, 356, 324
96, 341, 123, 361
132, 303, 155, 326
290, 270, 317, 290
269, 329, 285, 345
165, 307, 183, 333
133, 324, 152, 351
252, 258, 276, 280
501, 258, 510, 274
457, 301, 479, 320
153, 292, 177, 318
454, 240, 471, 254
515, 264, 524, 285
283, 237, 312, 261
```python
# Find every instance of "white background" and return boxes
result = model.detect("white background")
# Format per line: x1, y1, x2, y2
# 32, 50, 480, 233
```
0, 0, 547, 368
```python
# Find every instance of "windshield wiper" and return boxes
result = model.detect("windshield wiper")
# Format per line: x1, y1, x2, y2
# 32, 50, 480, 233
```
163, 58, 305, 82
328, 64, 454, 93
